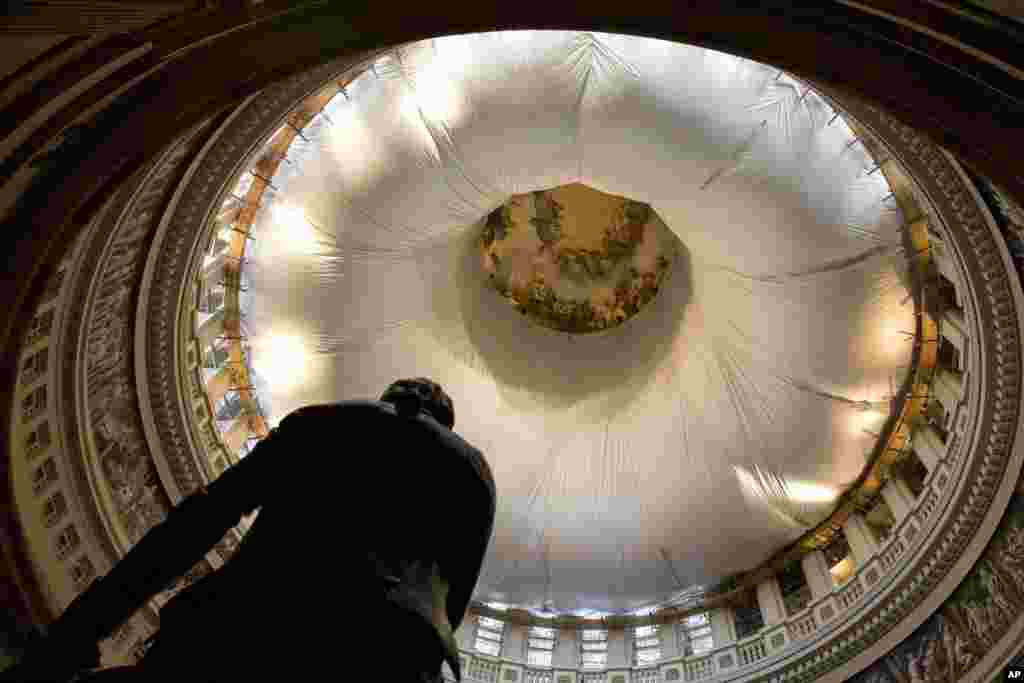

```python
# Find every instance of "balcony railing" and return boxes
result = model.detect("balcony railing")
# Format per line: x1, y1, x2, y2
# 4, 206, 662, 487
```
450, 405, 965, 683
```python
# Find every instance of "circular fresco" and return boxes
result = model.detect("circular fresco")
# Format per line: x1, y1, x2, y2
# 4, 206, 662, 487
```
481, 183, 680, 334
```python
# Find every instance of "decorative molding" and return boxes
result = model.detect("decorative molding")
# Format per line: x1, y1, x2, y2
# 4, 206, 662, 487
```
76, 130, 200, 551
139, 57, 365, 502
744, 98, 1024, 682
72, 49, 1024, 683
458, 97, 1024, 683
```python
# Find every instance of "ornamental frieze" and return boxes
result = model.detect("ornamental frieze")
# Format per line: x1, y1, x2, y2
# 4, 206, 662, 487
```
132, 56, 1023, 683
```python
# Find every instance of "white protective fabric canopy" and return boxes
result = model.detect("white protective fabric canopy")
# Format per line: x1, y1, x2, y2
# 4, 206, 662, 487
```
239, 31, 912, 615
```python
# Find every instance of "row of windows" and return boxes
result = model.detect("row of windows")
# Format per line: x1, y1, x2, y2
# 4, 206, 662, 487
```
15, 285, 104, 612
475, 613, 714, 667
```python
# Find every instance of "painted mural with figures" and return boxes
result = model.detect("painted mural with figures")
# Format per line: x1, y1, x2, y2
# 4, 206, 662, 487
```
848, 490, 1024, 683
850, 177, 1024, 683
78, 129, 229, 636
85, 212, 174, 546
480, 183, 680, 334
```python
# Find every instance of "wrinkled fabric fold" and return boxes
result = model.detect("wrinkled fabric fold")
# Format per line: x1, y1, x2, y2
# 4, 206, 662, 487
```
239, 32, 912, 615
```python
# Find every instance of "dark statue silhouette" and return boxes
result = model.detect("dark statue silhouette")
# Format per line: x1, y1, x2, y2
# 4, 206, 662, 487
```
4, 378, 496, 682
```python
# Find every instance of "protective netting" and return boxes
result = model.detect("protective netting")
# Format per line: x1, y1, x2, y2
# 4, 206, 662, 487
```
240, 31, 911, 615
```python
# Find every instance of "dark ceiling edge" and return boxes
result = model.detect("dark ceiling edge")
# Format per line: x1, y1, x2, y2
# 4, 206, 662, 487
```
2, 0, 1024, 635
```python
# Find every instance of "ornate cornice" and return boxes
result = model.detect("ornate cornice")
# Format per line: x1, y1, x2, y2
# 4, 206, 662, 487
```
73, 126, 205, 554
138, 56, 371, 505
745, 98, 1024, 682
130, 59, 1023, 682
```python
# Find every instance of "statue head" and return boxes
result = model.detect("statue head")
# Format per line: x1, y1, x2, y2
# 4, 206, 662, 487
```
381, 377, 455, 430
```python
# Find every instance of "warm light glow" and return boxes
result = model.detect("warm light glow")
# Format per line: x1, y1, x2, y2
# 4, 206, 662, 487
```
734, 465, 839, 529
830, 556, 854, 584
253, 333, 310, 393
234, 32, 914, 616
847, 407, 886, 438
785, 480, 840, 504
402, 54, 463, 127
270, 202, 320, 255
871, 307, 915, 365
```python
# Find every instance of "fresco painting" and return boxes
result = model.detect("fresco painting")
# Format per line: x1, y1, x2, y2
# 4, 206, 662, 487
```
849, 494, 1024, 682
480, 184, 679, 334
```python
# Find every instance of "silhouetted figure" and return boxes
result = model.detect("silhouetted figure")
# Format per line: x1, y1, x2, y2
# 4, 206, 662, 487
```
6, 378, 495, 682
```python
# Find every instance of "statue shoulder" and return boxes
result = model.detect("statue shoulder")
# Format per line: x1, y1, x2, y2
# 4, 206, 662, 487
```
277, 400, 397, 429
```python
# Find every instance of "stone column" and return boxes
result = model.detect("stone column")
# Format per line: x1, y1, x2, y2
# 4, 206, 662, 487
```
930, 236, 962, 294
932, 369, 964, 412
197, 308, 225, 348
554, 626, 578, 669
756, 578, 786, 626
606, 626, 629, 669
800, 550, 834, 600
881, 476, 916, 522
941, 308, 967, 356
710, 608, 737, 646
842, 513, 879, 565
660, 622, 680, 659
504, 622, 527, 662
914, 423, 945, 471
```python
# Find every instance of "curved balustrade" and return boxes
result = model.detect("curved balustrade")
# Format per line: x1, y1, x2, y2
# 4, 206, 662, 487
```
467, 658, 500, 683
735, 637, 766, 667
834, 574, 864, 612
633, 668, 659, 683
523, 668, 552, 683
786, 609, 816, 642
183, 64, 983, 683
682, 656, 713, 681
452, 420, 971, 683
447, 172, 978, 683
